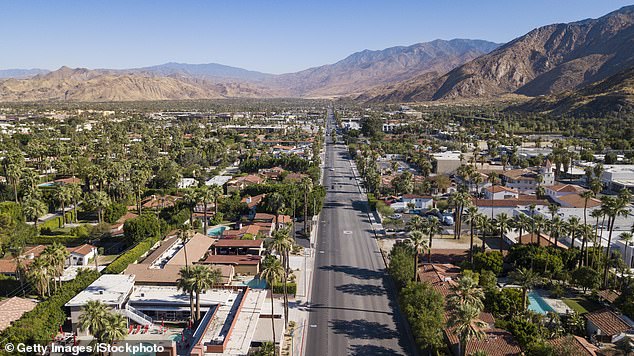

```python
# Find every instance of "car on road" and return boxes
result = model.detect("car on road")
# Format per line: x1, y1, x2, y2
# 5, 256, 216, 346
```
389, 213, 403, 219
329, 168, 335, 171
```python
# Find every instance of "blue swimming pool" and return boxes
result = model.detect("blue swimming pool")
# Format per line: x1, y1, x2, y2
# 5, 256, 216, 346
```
527, 290, 554, 314
243, 278, 267, 289
207, 226, 227, 236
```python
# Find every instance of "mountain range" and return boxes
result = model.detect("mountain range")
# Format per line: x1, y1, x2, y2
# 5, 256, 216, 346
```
1, 5, 634, 110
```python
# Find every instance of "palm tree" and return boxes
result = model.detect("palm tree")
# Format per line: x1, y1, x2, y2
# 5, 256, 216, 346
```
533, 215, 546, 246
300, 177, 313, 235
68, 183, 83, 223
79, 300, 109, 341
621, 232, 633, 269
495, 213, 512, 252
42, 243, 68, 291
189, 265, 221, 322
511, 267, 540, 310
409, 230, 428, 281
27, 257, 51, 297
475, 214, 490, 251
581, 190, 595, 227
513, 213, 531, 245
53, 184, 72, 227
177, 267, 195, 323
603, 191, 631, 288
130, 168, 150, 215
465, 206, 479, 263
450, 191, 471, 240
209, 184, 223, 217
260, 257, 284, 351
549, 216, 564, 248
447, 275, 485, 311
86, 190, 110, 224
4, 161, 24, 203
22, 198, 47, 228
566, 216, 581, 249
448, 303, 487, 356
406, 215, 425, 232
196, 186, 214, 234
548, 203, 560, 220
267, 192, 286, 231
268, 228, 293, 327
424, 217, 441, 263
100, 312, 128, 345
590, 209, 603, 268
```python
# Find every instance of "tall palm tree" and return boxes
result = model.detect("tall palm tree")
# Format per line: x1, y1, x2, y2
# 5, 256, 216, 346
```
511, 267, 539, 310
448, 303, 487, 356
68, 183, 83, 223
130, 168, 150, 215
424, 217, 441, 263
533, 215, 547, 246
450, 191, 470, 240
53, 184, 72, 227
580, 190, 595, 228
41, 243, 68, 291
603, 191, 631, 287
590, 209, 603, 268
475, 214, 490, 251
513, 213, 531, 245
495, 213, 512, 252
447, 275, 485, 311
177, 267, 195, 323
268, 228, 293, 327
566, 216, 581, 249
465, 206, 479, 263
86, 190, 110, 224
300, 177, 313, 235
190, 265, 221, 321
27, 257, 51, 297
409, 230, 428, 281
100, 312, 128, 345
22, 198, 47, 228
79, 300, 109, 341
209, 184, 223, 217
620, 232, 633, 269
196, 186, 214, 234
549, 216, 564, 248
260, 257, 284, 351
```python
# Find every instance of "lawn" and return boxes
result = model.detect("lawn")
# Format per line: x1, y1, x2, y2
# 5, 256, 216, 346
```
562, 296, 602, 314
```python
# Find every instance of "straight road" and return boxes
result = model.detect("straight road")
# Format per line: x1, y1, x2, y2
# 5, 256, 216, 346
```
303, 109, 415, 356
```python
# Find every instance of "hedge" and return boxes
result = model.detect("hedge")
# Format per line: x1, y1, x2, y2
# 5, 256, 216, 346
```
26, 235, 88, 247
39, 211, 75, 230
367, 193, 378, 210
104, 236, 160, 274
272, 282, 297, 296
0, 269, 100, 346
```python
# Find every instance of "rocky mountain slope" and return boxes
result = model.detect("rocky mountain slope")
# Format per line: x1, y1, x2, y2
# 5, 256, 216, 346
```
509, 65, 634, 116
367, 5, 634, 102
274, 39, 499, 97
0, 67, 277, 102
0, 39, 497, 102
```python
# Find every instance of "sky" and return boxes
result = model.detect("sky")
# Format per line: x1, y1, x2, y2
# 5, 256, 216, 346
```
0, 0, 632, 74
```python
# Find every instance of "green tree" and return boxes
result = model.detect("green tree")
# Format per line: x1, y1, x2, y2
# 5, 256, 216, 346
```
448, 303, 488, 356
53, 185, 72, 227
177, 267, 195, 323
78, 300, 109, 342
190, 265, 221, 321
388, 243, 415, 289
400, 281, 445, 353
409, 230, 428, 281
260, 257, 284, 350
511, 267, 540, 310
22, 198, 47, 228
448, 275, 485, 311
100, 312, 128, 344
572, 266, 600, 293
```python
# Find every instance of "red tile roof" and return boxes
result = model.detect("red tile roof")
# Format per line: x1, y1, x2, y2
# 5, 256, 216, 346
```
0, 297, 37, 332
486, 185, 518, 193
548, 335, 598, 356
585, 309, 630, 336
68, 244, 96, 256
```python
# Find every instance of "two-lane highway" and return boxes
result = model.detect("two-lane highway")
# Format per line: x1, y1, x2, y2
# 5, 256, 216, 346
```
303, 109, 415, 356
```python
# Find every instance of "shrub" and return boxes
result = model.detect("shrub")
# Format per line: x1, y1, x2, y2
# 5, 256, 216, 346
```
104, 236, 160, 274
388, 243, 415, 289
272, 282, 297, 296
473, 251, 503, 275
124, 214, 163, 244
103, 203, 127, 223
0, 269, 100, 345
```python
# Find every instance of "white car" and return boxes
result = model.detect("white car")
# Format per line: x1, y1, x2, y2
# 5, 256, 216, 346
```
329, 168, 335, 171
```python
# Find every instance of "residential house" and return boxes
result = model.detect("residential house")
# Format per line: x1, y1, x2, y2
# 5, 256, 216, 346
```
66, 244, 97, 267
111, 212, 138, 236
483, 185, 519, 200
547, 335, 599, 355
500, 164, 554, 194
178, 177, 198, 189
585, 309, 632, 343
0, 297, 37, 332
226, 174, 264, 193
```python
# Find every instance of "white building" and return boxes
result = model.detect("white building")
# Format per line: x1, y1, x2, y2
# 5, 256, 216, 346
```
66, 244, 97, 267
178, 177, 198, 189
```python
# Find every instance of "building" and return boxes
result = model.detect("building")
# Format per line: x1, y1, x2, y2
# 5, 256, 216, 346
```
431, 152, 462, 174
66, 244, 97, 267
227, 175, 264, 193
483, 185, 519, 200
178, 178, 198, 189
205, 175, 233, 188
547, 335, 599, 355
0, 297, 37, 332
211, 239, 265, 257
401, 194, 434, 210
198, 255, 262, 275
500, 164, 554, 194
585, 309, 631, 343
600, 165, 634, 192
110, 212, 138, 236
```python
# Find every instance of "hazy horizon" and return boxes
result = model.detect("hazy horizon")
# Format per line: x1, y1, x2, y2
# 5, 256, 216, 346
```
1, 0, 632, 74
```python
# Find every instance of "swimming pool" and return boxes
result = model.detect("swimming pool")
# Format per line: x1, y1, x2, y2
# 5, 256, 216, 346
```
207, 226, 227, 236
242, 278, 267, 289
527, 290, 554, 314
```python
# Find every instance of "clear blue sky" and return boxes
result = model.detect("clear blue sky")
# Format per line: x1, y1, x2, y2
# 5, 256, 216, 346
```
0, 0, 631, 74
